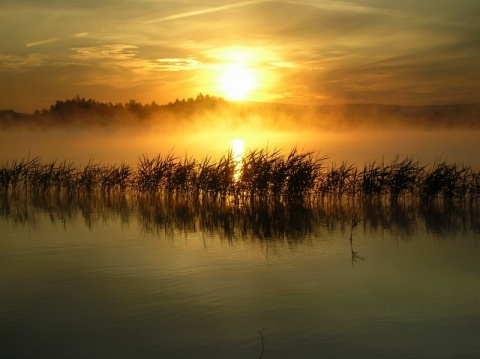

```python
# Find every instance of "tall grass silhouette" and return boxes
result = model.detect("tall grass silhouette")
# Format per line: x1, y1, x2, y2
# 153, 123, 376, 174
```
1, 148, 479, 201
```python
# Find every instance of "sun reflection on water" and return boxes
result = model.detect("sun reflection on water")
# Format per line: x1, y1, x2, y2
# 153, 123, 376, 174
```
231, 138, 244, 181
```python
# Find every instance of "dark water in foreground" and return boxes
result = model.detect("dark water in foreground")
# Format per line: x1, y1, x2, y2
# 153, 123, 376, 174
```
1, 194, 479, 358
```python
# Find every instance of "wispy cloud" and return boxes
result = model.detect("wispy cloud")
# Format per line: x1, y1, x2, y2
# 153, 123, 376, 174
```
71, 44, 138, 61
71, 44, 202, 72
153, 58, 201, 71
145, 0, 269, 24
26, 37, 59, 48
145, 0, 402, 26
282, 0, 404, 16
0, 53, 45, 71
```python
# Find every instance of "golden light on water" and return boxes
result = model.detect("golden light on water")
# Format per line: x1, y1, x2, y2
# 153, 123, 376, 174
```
231, 138, 245, 181
231, 138, 245, 158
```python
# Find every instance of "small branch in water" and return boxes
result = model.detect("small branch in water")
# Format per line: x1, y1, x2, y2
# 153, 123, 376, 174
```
349, 214, 365, 265
258, 329, 266, 359
350, 245, 365, 265
350, 214, 362, 234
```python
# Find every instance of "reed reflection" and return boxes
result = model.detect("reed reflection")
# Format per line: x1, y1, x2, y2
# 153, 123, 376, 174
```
1, 192, 479, 242
135, 194, 316, 242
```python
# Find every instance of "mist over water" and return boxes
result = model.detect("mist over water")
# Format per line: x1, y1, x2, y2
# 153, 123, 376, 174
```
2, 99, 479, 170
1, 126, 479, 170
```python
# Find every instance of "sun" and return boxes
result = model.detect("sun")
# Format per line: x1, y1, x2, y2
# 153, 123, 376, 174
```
219, 64, 256, 101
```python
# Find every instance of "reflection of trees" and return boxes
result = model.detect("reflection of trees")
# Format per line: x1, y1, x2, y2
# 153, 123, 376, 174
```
1, 192, 479, 241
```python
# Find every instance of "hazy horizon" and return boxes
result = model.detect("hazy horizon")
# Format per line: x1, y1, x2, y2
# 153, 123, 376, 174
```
3, 95, 480, 116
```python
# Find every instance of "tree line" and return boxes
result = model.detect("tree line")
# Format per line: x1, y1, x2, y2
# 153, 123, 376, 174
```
0, 93, 228, 128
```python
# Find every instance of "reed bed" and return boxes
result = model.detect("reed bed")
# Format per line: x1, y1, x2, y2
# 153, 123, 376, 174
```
1, 149, 479, 201
239, 148, 324, 199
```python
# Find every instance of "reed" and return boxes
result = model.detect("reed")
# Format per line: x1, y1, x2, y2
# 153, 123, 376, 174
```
0, 158, 38, 192
29, 160, 57, 191
167, 156, 197, 194
469, 171, 480, 199
386, 156, 424, 198
421, 161, 470, 199
359, 160, 389, 196
318, 161, 356, 196
134, 153, 176, 193
73, 160, 104, 193
285, 149, 323, 199
100, 162, 132, 193
195, 153, 236, 197
239, 148, 281, 198
213, 150, 236, 197
1, 149, 479, 202
239, 148, 325, 200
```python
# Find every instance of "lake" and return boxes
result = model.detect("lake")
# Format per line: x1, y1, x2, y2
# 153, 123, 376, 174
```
1, 193, 479, 358
1, 128, 480, 169
1, 122, 480, 358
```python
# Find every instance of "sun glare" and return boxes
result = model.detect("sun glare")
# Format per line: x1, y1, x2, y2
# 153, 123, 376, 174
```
231, 138, 245, 181
220, 65, 256, 101
231, 138, 245, 159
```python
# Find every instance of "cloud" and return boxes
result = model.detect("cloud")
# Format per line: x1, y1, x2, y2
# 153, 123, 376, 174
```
0, 53, 46, 71
71, 44, 202, 72
145, 0, 270, 24
145, 0, 402, 26
281, 0, 404, 16
26, 37, 59, 48
2, 0, 479, 110
71, 44, 138, 61
153, 58, 202, 71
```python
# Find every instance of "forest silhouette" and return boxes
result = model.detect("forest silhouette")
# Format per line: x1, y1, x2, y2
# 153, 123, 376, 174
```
1, 94, 480, 131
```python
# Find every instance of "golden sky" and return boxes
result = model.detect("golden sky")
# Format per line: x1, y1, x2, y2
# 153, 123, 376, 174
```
1, 0, 479, 112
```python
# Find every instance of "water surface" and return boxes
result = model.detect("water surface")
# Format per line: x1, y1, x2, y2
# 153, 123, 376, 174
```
1, 128, 479, 169
1, 195, 479, 358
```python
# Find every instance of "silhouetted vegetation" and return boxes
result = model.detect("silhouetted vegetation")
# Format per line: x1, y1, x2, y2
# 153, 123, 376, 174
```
0, 94, 228, 129
1, 149, 479, 202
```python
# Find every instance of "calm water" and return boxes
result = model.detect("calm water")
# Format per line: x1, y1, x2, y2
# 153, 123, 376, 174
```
1, 128, 480, 169
1, 194, 479, 358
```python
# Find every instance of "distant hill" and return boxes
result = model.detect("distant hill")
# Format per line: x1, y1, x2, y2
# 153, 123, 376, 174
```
205, 101, 480, 130
1, 95, 479, 131
311, 103, 480, 130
